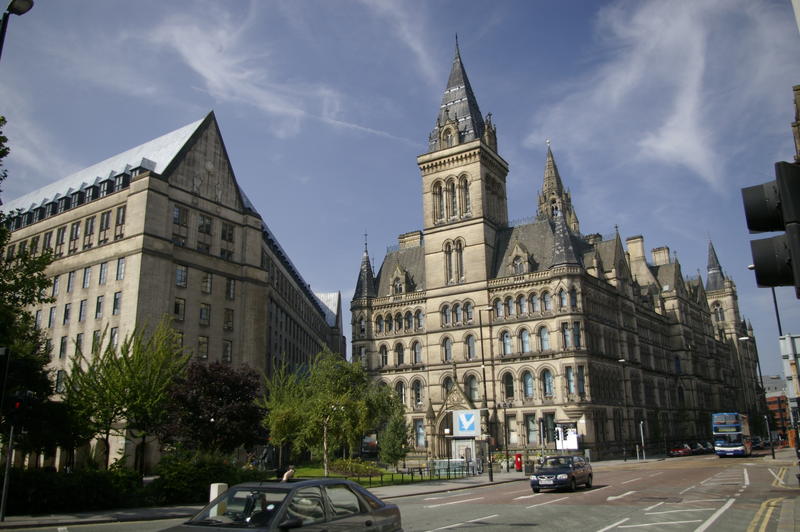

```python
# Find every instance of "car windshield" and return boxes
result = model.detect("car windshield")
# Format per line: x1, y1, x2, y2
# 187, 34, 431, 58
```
715, 434, 744, 446
189, 487, 289, 528
543, 457, 570, 467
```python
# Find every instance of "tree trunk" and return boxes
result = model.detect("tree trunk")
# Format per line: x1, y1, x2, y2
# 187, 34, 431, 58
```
323, 419, 329, 477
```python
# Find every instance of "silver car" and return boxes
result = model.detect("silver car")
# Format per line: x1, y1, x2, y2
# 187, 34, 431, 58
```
164, 478, 402, 531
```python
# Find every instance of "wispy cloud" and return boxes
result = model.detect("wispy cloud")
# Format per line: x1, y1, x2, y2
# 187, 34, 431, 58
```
526, 0, 799, 191
358, 0, 439, 88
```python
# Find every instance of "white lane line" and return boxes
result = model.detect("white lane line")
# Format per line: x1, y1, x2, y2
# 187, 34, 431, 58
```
584, 485, 612, 494
643, 501, 664, 512
618, 520, 702, 528
596, 518, 630, 532
743, 468, 749, 487
646, 508, 715, 515
513, 493, 541, 500
767, 468, 785, 485
607, 491, 637, 501
424, 492, 473, 500
649, 472, 663, 477
424, 497, 484, 509
694, 498, 735, 532
467, 514, 499, 523
423, 514, 499, 532
622, 477, 642, 484
679, 499, 726, 504
527, 496, 568, 508
508, 488, 533, 494
679, 485, 696, 495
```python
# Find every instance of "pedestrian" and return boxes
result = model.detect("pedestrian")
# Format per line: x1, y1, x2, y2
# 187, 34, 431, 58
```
476, 454, 483, 474
281, 465, 296, 482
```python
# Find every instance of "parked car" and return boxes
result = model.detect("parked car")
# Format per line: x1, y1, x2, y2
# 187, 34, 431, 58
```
752, 437, 764, 450
530, 455, 593, 493
702, 441, 715, 453
668, 443, 692, 457
689, 442, 706, 455
163, 479, 402, 531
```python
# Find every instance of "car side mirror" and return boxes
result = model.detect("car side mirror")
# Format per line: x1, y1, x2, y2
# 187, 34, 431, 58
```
279, 517, 304, 529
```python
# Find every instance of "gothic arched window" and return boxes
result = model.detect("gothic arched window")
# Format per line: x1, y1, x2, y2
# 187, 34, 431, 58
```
513, 256, 525, 274
530, 293, 540, 312
415, 310, 425, 329
412, 380, 423, 405
542, 369, 554, 398
395, 381, 406, 404
517, 295, 528, 315
466, 375, 479, 402
441, 305, 451, 326
393, 278, 403, 294
380, 345, 388, 367
443, 376, 454, 395
447, 180, 457, 218
465, 334, 476, 360
494, 298, 503, 318
542, 292, 552, 311
520, 329, 531, 352
503, 372, 514, 399
443, 338, 453, 361
522, 371, 534, 399
504, 297, 514, 317
539, 327, 550, 351
433, 183, 444, 222
412, 341, 422, 364
459, 176, 471, 215
376, 316, 384, 333
404, 312, 413, 330
501, 331, 512, 355
559, 289, 567, 308
455, 240, 464, 281
464, 302, 473, 322
385, 314, 393, 332
454, 303, 462, 323
395, 343, 404, 366
445, 243, 453, 283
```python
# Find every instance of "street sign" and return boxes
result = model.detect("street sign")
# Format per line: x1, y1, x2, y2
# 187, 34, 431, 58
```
453, 409, 480, 437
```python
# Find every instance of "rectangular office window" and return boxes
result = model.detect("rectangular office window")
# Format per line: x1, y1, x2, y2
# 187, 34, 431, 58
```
48, 306, 56, 328
100, 210, 111, 230
75, 332, 84, 355
45, 339, 53, 357
56, 226, 66, 245
112, 291, 122, 315
174, 298, 185, 320
525, 414, 539, 445
95, 295, 104, 318
51, 275, 60, 297
172, 234, 186, 247
225, 278, 235, 300
566, 366, 575, 395
93, 330, 101, 349
222, 340, 232, 363
66, 271, 75, 293
63, 303, 71, 325
115, 206, 126, 226
221, 222, 234, 242
79, 299, 87, 322
99, 262, 108, 285
59, 336, 68, 359
577, 365, 586, 396
83, 267, 92, 288
42, 232, 52, 250
507, 415, 518, 445
198, 214, 212, 235
414, 419, 425, 448
224, 308, 234, 331
34, 309, 42, 329
70, 221, 80, 241
197, 241, 210, 254
197, 336, 209, 359
200, 304, 211, 326
201, 272, 212, 294
175, 265, 188, 288
116, 257, 126, 280
30, 236, 39, 255
175, 330, 184, 347
110, 327, 119, 347
173, 205, 188, 226
84, 216, 95, 235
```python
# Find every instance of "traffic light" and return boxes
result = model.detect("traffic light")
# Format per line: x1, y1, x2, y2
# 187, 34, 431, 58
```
5, 390, 34, 428
741, 161, 800, 297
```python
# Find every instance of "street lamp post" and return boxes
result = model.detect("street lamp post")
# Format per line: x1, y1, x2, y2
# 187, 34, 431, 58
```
0, 0, 34, 64
477, 306, 494, 482
498, 401, 512, 468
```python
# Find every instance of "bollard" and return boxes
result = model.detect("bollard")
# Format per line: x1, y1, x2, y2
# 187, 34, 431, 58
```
210, 483, 228, 502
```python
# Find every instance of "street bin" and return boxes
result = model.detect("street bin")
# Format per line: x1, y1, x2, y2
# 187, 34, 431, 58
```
514, 453, 523, 471
524, 461, 534, 475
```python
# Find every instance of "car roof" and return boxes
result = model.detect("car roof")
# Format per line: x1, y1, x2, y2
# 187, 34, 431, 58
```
229, 478, 361, 490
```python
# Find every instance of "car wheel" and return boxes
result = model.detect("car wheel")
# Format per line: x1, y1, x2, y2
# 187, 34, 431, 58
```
585, 475, 593, 489
533, 487, 540, 493
569, 478, 576, 492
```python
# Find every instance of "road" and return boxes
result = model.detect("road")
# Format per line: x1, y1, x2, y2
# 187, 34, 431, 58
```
394, 452, 797, 531
5, 452, 796, 531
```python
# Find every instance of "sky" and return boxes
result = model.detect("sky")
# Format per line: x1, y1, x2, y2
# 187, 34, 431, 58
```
1, 0, 799, 376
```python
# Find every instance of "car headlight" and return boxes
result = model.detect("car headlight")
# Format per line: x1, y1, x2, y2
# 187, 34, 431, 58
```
530, 475, 537, 480
557, 474, 568, 480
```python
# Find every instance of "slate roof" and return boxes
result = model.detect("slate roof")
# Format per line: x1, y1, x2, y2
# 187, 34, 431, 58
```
375, 244, 425, 296
314, 292, 341, 328
705, 241, 726, 291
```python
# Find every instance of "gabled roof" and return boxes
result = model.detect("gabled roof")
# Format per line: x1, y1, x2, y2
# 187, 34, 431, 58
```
4, 117, 206, 214
375, 244, 425, 296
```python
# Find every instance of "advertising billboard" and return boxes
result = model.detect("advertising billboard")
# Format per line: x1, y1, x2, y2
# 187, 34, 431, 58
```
452, 409, 481, 437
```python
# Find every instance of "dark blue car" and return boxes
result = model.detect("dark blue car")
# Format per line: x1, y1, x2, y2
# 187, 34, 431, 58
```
530, 455, 593, 493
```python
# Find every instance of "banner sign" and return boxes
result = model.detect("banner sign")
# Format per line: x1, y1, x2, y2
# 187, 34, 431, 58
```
452, 409, 480, 437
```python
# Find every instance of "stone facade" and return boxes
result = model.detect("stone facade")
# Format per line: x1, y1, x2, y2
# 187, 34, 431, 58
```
4, 112, 344, 468
351, 47, 761, 460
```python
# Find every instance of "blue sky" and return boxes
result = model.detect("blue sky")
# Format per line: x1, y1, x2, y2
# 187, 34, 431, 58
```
2, 0, 799, 375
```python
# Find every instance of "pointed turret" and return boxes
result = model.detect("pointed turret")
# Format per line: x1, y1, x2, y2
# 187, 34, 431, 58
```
706, 240, 726, 291
427, 41, 486, 152
537, 142, 580, 233
354, 239, 376, 299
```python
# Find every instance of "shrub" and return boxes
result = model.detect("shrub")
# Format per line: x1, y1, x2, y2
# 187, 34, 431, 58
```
329, 458, 381, 477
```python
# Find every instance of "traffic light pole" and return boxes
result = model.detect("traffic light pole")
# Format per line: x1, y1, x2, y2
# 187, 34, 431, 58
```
1, 424, 15, 522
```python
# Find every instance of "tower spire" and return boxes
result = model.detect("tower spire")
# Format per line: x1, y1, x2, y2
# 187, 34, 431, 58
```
427, 42, 485, 152
706, 240, 727, 291
354, 236, 376, 298
537, 141, 580, 233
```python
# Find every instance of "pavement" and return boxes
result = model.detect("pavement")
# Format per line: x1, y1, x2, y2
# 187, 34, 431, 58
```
0, 451, 797, 530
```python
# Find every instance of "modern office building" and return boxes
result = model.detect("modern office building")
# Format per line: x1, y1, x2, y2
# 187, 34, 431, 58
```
3, 112, 344, 466
351, 46, 761, 460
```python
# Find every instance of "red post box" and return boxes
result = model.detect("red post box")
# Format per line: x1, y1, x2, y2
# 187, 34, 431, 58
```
514, 453, 522, 471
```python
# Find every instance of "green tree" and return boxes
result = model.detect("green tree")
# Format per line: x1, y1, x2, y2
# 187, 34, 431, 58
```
259, 362, 307, 468
157, 360, 266, 453
378, 411, 411, 471
68, 320, 189, 472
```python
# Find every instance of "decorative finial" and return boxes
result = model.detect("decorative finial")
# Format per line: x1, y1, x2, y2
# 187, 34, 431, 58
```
546, 138, 551, 148
364, 231, 368, 254
455, 33, 460, 55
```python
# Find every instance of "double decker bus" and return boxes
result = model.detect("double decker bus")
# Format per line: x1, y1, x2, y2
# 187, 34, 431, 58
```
711, 412, 752, 457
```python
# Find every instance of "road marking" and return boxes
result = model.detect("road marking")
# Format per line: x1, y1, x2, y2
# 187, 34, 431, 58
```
746, 497, 784, 532
622, 477, 642, 484
649, 472, 663, 477
607, 491, 636, 501
58, 528, 68, 532
680, 499, 726, 503
423, 513, 499, 532
743, 467, 749, 487
643, 501, 664, 512
513, 493, 541, 500
596, 518, 630, 532
618, 520, 702, 528
767, 468, 785, 486
508, 488, 533, 494
645, 508, 715, 515
527, 496, 568, 508
679, 485, 695, 494
424, 496, 484, 508
424, 491, 474, 500
584, 485, 612, 494
695, 498, 735, 532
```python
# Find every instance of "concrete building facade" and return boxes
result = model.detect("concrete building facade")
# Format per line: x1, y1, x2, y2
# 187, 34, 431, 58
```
351, 46, 762, 460
3, 112, 344, 467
